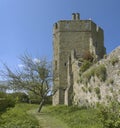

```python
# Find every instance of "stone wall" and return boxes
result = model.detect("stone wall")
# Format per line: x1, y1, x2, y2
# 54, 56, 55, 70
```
72, 46, 120, 107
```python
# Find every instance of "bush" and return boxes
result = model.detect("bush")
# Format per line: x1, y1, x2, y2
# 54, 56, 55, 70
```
95, 64, 107, 81
106, 79, 114, 86
80, 64, 107, 84
88, 86, 92, 93
10, 92, 29, 103
0, 92, 15, 113
81, 66, 95, 82
94, 87, 100, 94
110, 57, 119, 66
82, 51, 94, 62
80, 60, 92, 73
98, 101, 120, 128
94, 87, 101, 99
0, 92, 6, 98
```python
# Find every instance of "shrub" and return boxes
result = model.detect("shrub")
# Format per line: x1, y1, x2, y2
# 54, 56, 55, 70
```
106, 95, 112, 101
110, 87, 113, 93
10, 92, 29, 103
80, 64, 107, 84
97, 94, 101, 100
0, 92, 15, 113
81, 86, 87, 93
110, 57, 119, 66
82, 67, 95, 82
98, 101, 120, 128
106, 79, 114, 86
94, 87, 100, 95
95, 64, 107, 81
80, 60, 92, 73
88, 86, 92, 93
0, 92, 6, 98
94, 87, 101, 99
82, 51, 94, 62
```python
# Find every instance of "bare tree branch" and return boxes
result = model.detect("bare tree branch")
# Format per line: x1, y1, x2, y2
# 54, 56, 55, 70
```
1, 54, 53, 112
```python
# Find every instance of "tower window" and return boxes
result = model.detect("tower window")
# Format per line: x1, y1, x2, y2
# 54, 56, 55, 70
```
54, 23, 58, 29
95, 42, 97, 47
55, 61, 57, 70
64, 63, 67, 66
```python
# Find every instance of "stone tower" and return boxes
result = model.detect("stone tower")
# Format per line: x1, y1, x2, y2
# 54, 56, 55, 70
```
52, 13, 106, 105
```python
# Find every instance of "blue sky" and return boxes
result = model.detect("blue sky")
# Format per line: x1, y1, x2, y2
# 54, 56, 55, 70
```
0, 0, 120, 72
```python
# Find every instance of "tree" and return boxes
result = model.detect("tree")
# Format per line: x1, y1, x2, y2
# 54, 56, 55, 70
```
0, 81, 10, 93
0, 84, 8, 93
1, 54, 53, 112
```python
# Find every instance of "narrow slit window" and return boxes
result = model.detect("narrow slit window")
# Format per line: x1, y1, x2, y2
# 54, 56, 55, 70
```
55, 61, 57, 70
64, 63, 67, 66
55, 23, 58, 29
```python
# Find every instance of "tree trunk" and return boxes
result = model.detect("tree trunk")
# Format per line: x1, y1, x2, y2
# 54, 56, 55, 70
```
38, 98, 45, 113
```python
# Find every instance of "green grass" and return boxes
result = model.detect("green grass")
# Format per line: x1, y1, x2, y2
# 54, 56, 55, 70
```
0, 103, 39, 128
0, 104, 103, 128
29, 109, 69, 128
43, 105, 102, 128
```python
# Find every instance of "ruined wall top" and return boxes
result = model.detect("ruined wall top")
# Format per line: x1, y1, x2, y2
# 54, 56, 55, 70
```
72, 13, 80, 20
53, 13, 103, 34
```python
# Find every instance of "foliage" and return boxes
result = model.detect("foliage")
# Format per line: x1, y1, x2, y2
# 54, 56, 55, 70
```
82, 51, 94, 62
94, 87, 101, 99
88, 86, 92, 93
10, 92, 29, 103
0, 104, 39, 128
80, 64, 107, 83
80, 66, 95, 82
98, 101, 120, 128
29, 92, 52, 105
94, 87, 100, 94
1, 54, 52, 112
0, 92, 15, 114
44, 105, 102, 128
44, 95, 52, 105
110, 57, 119, 66
80, 60, 92, 74
0, 83, 9, 93
95, 64, 107, 81
81, 86, 87, 93
0, 92, 6, 98
106, 78, 114, 86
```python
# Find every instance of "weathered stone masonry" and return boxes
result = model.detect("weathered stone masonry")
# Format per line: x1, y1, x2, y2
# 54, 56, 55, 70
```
52, 13, 106, 106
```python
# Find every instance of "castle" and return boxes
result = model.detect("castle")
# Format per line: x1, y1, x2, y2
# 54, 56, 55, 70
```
52, 13, 106, 106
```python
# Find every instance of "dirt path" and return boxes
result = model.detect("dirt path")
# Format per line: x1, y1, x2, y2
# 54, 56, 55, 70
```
28, 109, 69, 128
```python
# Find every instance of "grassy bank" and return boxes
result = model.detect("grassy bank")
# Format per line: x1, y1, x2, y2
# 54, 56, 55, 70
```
43, 105, 102, 128
0, 104, 103, 128
0, 104, 39, 128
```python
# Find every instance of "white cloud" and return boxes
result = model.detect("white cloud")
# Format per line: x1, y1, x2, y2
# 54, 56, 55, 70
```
33, 58, 40, 64
18, 64, 24, 68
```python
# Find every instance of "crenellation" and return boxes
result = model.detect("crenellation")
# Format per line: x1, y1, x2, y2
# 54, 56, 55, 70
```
54, 20, 93, 33
72, 13, 80, 20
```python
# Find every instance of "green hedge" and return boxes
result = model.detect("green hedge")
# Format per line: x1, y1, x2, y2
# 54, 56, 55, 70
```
0, 92, 15, 114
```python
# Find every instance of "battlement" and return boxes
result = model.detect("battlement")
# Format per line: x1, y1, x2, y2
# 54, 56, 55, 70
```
53, 13, 103, 34
72, 13, 80, 20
